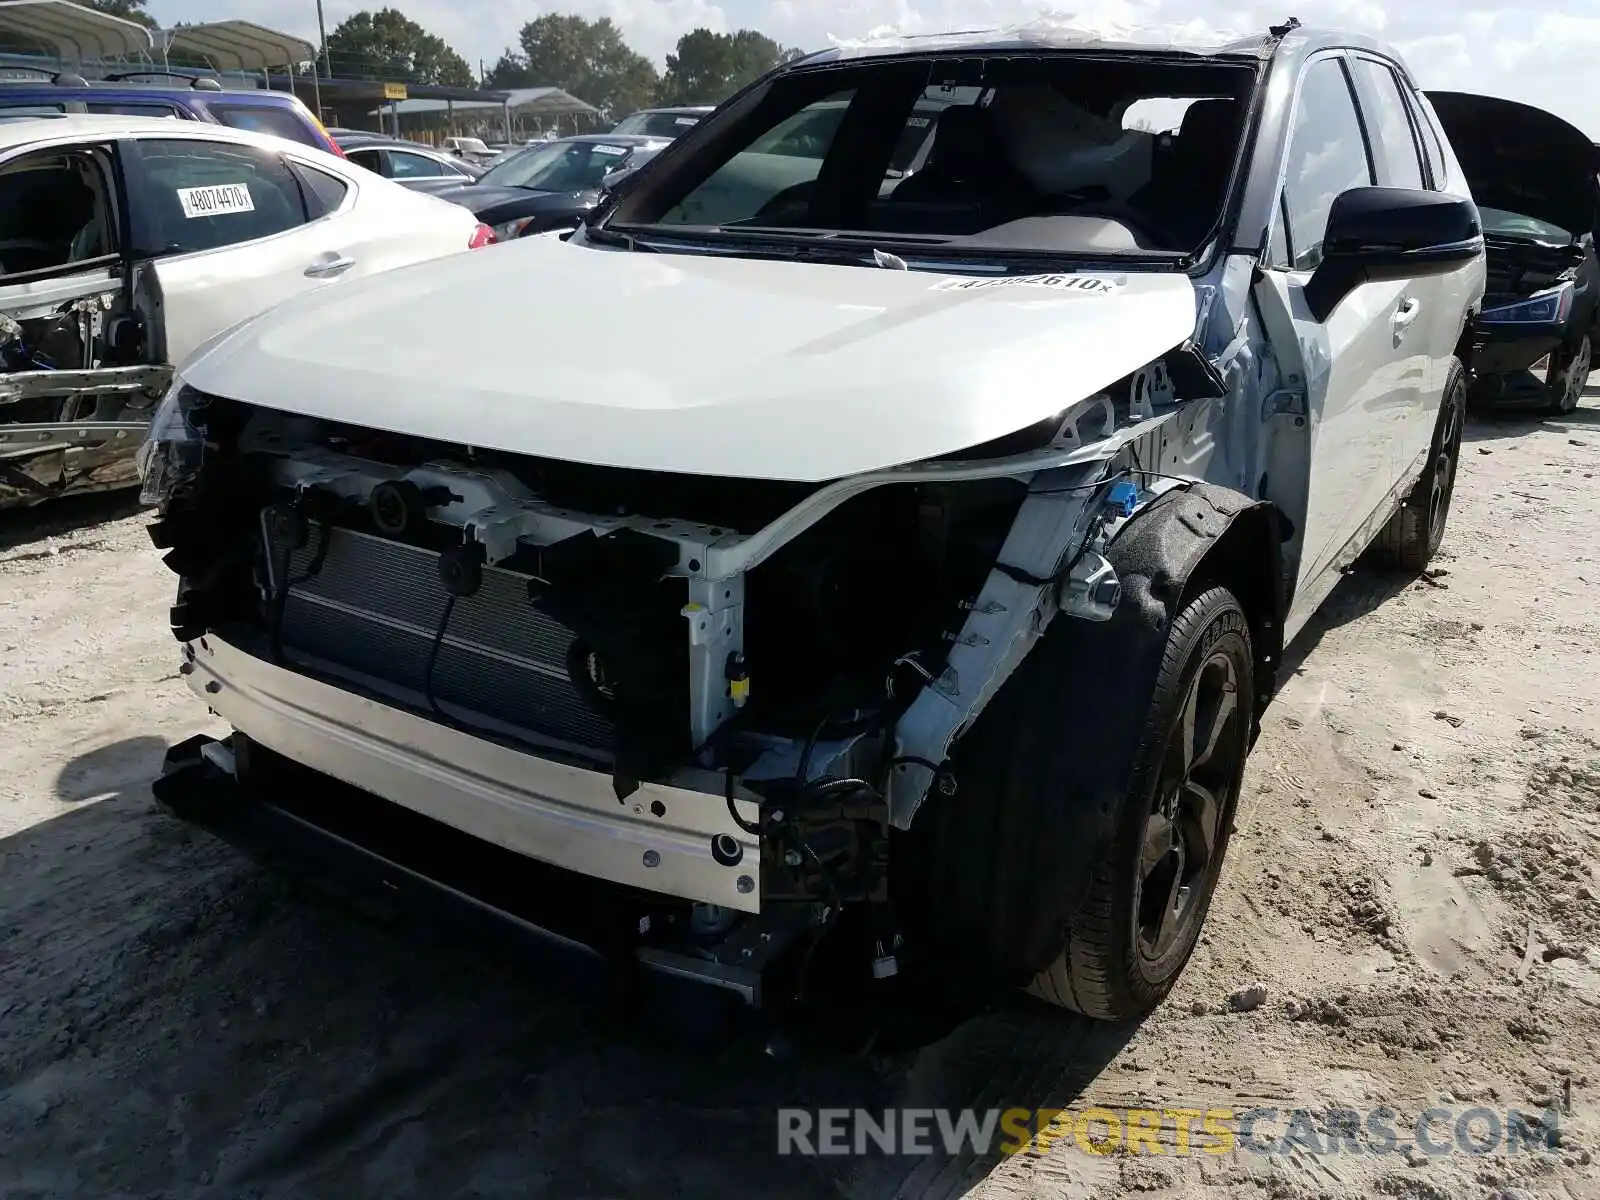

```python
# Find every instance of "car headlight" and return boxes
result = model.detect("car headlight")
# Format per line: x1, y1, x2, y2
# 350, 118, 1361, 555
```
1480, 282, 1575, 326
491, 216, 537, 241
136, 381, 207, 508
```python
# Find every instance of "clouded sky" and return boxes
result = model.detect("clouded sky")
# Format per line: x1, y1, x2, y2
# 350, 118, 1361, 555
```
150, 0, 1600, 136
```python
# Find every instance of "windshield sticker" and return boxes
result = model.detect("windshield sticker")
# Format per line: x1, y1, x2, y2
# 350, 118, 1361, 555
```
934, 273, 1123, 295
674, 116, 697, 126
177, 183, 254, 219
592, 143, 628, 156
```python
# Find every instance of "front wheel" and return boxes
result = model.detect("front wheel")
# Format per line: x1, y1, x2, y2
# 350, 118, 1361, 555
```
1029, 586, 1254, 1019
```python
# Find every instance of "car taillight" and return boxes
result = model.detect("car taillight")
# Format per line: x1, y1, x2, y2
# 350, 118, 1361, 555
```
468, 224, 497, 249
304, 108, 345, 157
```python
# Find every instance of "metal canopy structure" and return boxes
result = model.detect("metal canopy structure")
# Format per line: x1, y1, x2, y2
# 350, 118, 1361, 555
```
369, 88, 596, 119
160, 21, 314, 73
0, 0, 153, 63
504, 87, 597, 118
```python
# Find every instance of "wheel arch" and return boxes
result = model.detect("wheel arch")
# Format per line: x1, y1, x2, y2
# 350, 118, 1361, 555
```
893, 481, 1287, 996
1108, 482, 1288, 738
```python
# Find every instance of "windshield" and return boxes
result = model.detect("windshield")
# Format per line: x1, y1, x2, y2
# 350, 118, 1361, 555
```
1478, 205, 1573, 245
480, 140, 634, 191
613, 110, 704, 138
607, 55, 1259, 260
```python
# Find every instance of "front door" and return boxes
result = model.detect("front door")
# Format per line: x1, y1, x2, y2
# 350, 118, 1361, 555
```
1254, 54, 1415, 632
0, 137, 167, 505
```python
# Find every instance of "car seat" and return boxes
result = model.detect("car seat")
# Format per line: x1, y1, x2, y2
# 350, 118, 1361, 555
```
1128, 98, 1244, 247
882, 104, 1038, 232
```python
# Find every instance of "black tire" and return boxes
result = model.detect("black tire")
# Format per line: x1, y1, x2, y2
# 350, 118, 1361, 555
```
895, 585, 1254, 1021
1546, 333, 1591, 416
1370, 357, 1465, 572
1030, 587, 1253, 1018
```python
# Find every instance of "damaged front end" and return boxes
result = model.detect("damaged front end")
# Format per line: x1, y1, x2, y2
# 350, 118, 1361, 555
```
1, 288, 169, 509
142, 351, 1215, 1002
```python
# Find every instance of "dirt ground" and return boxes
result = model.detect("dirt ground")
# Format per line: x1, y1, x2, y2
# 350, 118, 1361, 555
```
2, 390, 1599, 1200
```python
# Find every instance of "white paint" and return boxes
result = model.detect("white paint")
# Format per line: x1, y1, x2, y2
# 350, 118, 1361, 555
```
177, 183, 254, 219
179, 236, 1199, 482
0, 115, 480, 372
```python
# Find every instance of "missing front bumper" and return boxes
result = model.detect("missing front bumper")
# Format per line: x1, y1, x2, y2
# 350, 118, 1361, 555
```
179, 634, 764, 912
152, 734, 801, 1007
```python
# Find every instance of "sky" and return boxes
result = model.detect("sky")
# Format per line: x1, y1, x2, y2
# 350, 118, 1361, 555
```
149, 0, 1600, 136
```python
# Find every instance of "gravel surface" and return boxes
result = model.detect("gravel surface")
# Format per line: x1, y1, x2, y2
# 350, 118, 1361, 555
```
2, 395, 1598, 1199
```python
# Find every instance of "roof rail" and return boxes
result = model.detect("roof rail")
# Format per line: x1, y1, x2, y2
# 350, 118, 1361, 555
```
102, 70, 225, 90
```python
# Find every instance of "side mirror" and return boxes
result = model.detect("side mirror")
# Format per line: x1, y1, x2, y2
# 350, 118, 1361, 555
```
1304, 187, 1482, 322
600, 165, 640, 197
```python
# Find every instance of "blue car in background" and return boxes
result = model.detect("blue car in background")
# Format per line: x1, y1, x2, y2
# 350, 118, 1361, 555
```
0, 71, 344, 158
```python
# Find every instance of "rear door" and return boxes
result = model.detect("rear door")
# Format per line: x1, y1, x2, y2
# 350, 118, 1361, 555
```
1347, 55, 1444, 476
120, 134, 353, 366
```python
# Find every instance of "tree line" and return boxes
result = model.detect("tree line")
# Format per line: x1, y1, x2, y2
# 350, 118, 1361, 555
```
52, 4, 799, 115
320, 8, 799, 115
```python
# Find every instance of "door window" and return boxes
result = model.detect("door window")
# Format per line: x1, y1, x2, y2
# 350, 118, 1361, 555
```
289, 161, 349, 219
345, 148, 383, 174
1280, 58, 1374, 270
86, 101, 183, 118
1351, 59, 1424, 190
388, 150, 447, 178
0, 145, 118, 278
126, 139, 310, 256
1407, 96, 1446, 189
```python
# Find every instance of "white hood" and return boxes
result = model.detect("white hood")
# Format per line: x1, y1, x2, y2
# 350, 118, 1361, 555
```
180, 235, 1198, 482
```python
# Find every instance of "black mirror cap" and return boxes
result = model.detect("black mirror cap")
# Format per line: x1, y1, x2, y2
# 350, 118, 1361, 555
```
1306, 187, 1483, 322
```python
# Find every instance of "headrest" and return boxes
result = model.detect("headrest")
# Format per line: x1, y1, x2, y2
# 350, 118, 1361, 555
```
925, 105, 1001, 169
1177, 98, 1243, 151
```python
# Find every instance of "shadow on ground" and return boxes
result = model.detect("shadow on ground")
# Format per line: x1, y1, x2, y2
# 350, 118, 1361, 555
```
1462, 385, 1600, 441
0, 735, 1140, 1199
0, 487, 146, 553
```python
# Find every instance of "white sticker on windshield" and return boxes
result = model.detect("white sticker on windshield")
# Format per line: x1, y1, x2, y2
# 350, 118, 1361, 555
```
933, 273, 1122, 295
177, 183, 255, 219
674, 116, 697, 126
592, 143, 627, 156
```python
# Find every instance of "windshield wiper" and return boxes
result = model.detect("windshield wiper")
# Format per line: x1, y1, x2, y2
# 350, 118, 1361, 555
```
584, 224, 655, 252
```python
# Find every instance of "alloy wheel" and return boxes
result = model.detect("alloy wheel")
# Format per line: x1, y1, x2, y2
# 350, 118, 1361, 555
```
1427, 374, 1464, 545
1134, 648, 1244, 970
1552, 336, 1591, 415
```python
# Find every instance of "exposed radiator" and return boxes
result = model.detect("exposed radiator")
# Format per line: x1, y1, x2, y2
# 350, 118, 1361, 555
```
271, 525, 615, 752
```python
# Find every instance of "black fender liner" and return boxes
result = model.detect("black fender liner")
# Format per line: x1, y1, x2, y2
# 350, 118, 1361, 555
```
894, 481, 1288, 987
1030, 482, 1285, 957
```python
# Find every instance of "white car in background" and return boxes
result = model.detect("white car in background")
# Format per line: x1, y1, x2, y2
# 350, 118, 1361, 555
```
0, 115, 490, 507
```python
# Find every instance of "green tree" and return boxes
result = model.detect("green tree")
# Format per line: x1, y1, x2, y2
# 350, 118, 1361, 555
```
490, 14, 659, 118
657, 28, 800, 105
322, 8, 474, 86
69, 0, 156, 29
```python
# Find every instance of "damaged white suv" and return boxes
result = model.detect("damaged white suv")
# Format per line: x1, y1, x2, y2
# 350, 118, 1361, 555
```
140, 21, 1485, 1019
